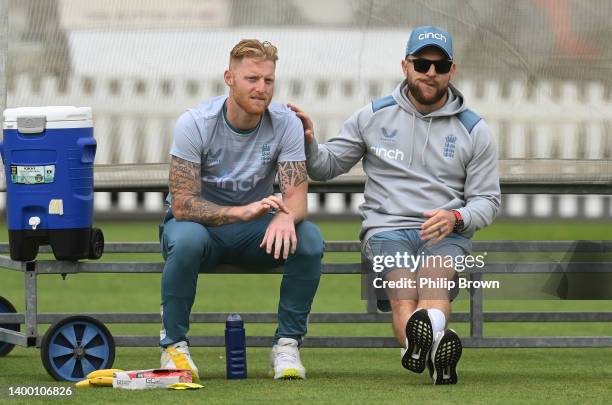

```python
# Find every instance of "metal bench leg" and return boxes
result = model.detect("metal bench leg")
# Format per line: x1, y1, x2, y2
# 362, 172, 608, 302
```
366, 293, 378, 314
469, 272, 484, 339
24, 261, 38, 347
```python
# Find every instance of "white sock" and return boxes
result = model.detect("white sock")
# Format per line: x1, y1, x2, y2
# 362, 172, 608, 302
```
428, 308, 446, 336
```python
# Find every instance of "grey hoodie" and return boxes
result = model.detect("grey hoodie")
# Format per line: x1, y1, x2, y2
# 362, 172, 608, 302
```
305, 80, 501, 241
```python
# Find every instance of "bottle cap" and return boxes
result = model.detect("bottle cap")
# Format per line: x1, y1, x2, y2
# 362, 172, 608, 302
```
226, 313, 243, 326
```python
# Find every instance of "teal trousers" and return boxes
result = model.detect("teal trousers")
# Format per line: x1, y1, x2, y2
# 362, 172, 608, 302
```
159, 211, 324, 347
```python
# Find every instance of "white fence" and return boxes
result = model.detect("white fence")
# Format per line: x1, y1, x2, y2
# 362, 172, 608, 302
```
5, 74, 612, 218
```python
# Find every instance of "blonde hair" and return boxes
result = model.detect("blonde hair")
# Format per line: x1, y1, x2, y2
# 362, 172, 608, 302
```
229, 39, 278, 66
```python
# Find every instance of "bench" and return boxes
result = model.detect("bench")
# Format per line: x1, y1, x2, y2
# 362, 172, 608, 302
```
1, 239, 611, 349
1, 159, 611, 351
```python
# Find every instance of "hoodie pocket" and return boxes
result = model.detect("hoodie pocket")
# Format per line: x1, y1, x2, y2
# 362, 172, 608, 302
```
376, 194, 416, 217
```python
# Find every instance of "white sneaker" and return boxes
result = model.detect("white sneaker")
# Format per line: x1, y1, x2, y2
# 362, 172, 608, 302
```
427, 329, 462, 385
270, 338, 306, 380
160, 341, 201, 383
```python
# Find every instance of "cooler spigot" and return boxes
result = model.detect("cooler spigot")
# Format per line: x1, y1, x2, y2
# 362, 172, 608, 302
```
28, 216, 41, 230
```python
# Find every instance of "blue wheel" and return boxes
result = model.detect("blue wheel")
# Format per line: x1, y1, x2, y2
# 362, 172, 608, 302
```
40, 316, 115, 381
0, 297, 19, 357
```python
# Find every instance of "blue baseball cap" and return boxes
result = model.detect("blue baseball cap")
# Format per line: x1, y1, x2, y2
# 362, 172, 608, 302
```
405, 25, 453, 60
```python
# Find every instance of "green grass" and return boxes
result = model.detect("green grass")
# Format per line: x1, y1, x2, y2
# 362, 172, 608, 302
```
2, 346, 611, 404
1, 219, 611, 404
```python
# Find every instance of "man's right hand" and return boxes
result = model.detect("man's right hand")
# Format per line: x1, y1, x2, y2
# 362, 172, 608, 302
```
237, 195, 290, 221
287, 103, 314, 144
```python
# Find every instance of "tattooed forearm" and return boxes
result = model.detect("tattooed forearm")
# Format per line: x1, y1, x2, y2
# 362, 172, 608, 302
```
277, 161, 308, 195
181, 196, 232, 226
169, 156, 236, 226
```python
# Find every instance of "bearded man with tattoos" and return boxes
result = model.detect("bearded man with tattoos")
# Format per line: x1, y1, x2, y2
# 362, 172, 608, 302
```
158, 39, 324, 381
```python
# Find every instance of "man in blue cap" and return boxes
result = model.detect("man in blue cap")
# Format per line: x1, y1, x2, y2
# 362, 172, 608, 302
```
290, 26, 500, 384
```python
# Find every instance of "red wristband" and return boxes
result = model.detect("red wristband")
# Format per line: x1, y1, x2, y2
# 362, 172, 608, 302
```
452, 210, 464, 232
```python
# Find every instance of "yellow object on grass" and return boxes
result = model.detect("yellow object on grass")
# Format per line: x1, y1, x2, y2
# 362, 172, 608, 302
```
76, 376, 114, 388
167, 383, 204, 390
88, 376, 113, 387
75, 379, 92, 388
86, 368, 123, 379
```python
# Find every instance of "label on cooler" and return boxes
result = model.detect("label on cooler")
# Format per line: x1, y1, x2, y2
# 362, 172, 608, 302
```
49, 199, 64, 215
10, 164, 55, 184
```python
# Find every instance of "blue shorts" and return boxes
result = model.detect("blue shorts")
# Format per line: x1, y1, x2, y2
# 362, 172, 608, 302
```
363, 229, 472, 310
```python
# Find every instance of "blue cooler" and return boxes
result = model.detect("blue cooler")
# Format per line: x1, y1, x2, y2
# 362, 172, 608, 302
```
1, 106, 104, 261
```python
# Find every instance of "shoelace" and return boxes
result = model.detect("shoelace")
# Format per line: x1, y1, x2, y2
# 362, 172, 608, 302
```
174, 345, 190, 357
276, 350, 298, 365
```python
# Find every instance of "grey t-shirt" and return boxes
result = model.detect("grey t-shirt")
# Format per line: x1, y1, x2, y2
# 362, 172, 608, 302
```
169, 95, 305, 206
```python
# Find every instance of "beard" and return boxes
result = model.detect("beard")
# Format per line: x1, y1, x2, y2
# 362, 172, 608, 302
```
231, 89, 272, 115
406, 78, 448, 106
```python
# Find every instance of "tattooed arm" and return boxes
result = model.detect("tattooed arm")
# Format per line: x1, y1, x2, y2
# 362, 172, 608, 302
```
276, 160, 308, 222
259, 160, 308, 259
169, 155, 288, 226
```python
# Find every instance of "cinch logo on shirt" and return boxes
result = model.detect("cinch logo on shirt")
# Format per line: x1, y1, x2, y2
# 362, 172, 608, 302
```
202, 174, 265, 192
370, 146, 404, 161
418, 32, 447, 42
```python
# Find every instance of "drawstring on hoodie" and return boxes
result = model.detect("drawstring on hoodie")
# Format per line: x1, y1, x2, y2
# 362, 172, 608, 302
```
408, 112, 416, 167
407, 113, 433, 168
421, 118, 433, 167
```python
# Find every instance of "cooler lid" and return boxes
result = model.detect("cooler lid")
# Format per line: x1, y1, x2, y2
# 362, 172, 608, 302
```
3, 106, 92, 123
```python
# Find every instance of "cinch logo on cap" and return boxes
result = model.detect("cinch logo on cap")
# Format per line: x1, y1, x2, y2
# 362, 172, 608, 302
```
406, 25, 454, 60
418, 32, 447, 43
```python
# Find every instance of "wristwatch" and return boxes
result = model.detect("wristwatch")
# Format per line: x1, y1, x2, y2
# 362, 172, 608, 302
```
451, 210, 464, 232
